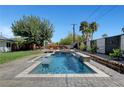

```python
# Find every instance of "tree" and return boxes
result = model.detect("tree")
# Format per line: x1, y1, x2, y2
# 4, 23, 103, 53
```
122, 27, 124, 34
12, 36, 27, 50
11, 16, 54, 46
79, 21, 98, 41
59, 33, 83, 45
59, 33, 73, 45
102, 33, 108, 38
75, 35, 83, 42
79, 21, 90, 41
79, 21, 89, 33
90, 22, 98, 40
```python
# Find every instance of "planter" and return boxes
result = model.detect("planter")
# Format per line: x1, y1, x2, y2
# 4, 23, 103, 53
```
87, 53, 124, 73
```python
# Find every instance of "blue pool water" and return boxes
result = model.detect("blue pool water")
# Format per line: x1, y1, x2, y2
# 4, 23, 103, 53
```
31, 52, 96, 74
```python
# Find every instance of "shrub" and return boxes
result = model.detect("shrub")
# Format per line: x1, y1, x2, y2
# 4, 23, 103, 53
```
79, 43, 86, 51
88, 45, 97, 54
87, 46, 91, 52
109, 49, 122, 60
90, 47, 97, 54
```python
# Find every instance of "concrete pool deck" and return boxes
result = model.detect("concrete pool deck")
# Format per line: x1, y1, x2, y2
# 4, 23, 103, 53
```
0, 53, 124, 87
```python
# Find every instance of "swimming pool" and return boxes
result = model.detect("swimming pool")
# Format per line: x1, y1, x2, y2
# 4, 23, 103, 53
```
30, 52, 96, 74
16, 51, 109, 77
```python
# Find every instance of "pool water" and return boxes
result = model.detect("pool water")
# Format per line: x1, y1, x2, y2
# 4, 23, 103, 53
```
31, 52, 96, 74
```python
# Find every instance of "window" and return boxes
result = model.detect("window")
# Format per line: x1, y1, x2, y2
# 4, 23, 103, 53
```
6, 42, 11, 47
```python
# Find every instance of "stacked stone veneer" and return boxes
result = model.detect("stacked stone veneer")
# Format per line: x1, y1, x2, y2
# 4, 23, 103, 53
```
87, 53, 124, 73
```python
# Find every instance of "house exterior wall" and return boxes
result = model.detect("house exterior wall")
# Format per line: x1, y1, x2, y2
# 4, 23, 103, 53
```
0, 41, 11, 52
96, 38, 105, 53
121, 35, 124, 51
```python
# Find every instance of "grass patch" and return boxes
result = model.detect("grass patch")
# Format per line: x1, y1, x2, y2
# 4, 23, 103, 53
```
0, 50, 42, 64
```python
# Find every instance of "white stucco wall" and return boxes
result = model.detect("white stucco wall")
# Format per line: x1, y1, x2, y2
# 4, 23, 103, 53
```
121, 35, 124, 51
0, 41, 11, 52
96, 38, 105, 53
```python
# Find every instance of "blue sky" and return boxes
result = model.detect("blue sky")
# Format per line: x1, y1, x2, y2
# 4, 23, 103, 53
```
0, 5, 124, 42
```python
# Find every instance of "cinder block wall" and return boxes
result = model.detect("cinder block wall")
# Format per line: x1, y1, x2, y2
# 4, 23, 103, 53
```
86, 34, 123, 54
96, 38, 105, 53
121, 35, 124, 51
105, 35, 120, 54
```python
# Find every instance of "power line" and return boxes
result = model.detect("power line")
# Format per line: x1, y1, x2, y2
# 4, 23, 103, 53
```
95, 6, 118, 21
86, 6, 101, 21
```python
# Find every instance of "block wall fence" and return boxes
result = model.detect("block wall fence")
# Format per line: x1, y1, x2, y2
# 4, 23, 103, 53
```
86, 34, 124, 54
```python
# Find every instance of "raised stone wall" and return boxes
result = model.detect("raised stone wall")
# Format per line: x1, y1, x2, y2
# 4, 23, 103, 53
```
85, 53, 124, 73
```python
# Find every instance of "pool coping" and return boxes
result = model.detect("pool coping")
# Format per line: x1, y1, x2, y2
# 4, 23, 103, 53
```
15, 53, 109, 78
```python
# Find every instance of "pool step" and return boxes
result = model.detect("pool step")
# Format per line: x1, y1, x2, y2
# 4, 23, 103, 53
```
75, 52, 90, 62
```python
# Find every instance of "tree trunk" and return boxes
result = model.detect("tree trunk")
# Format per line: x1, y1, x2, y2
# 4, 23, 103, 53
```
91, 32, 94, 40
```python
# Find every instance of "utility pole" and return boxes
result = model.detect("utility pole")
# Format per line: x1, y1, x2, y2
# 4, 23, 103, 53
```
71, 24, 77, 43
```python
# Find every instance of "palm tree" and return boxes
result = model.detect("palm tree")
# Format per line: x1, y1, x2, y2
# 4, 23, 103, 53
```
79, 21, 90, 41
122, 27, 124, 34
80, 21, 98, 42
90, 22, 98, 40
80, 21, 89, 32
102, 33, 108, 38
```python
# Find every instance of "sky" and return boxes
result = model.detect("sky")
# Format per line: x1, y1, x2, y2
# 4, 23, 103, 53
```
0, 5, 124, 42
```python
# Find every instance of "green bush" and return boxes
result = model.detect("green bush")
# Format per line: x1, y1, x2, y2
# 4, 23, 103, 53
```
87, 46, 91, 52
91, 47, 97, 54
88, 45, 97, 54
79, 43, 86, 51
109, 49, 122, 60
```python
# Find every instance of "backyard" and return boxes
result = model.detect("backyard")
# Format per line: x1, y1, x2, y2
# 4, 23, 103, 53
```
0, 5, 124, 87
0, 50, 124, 87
